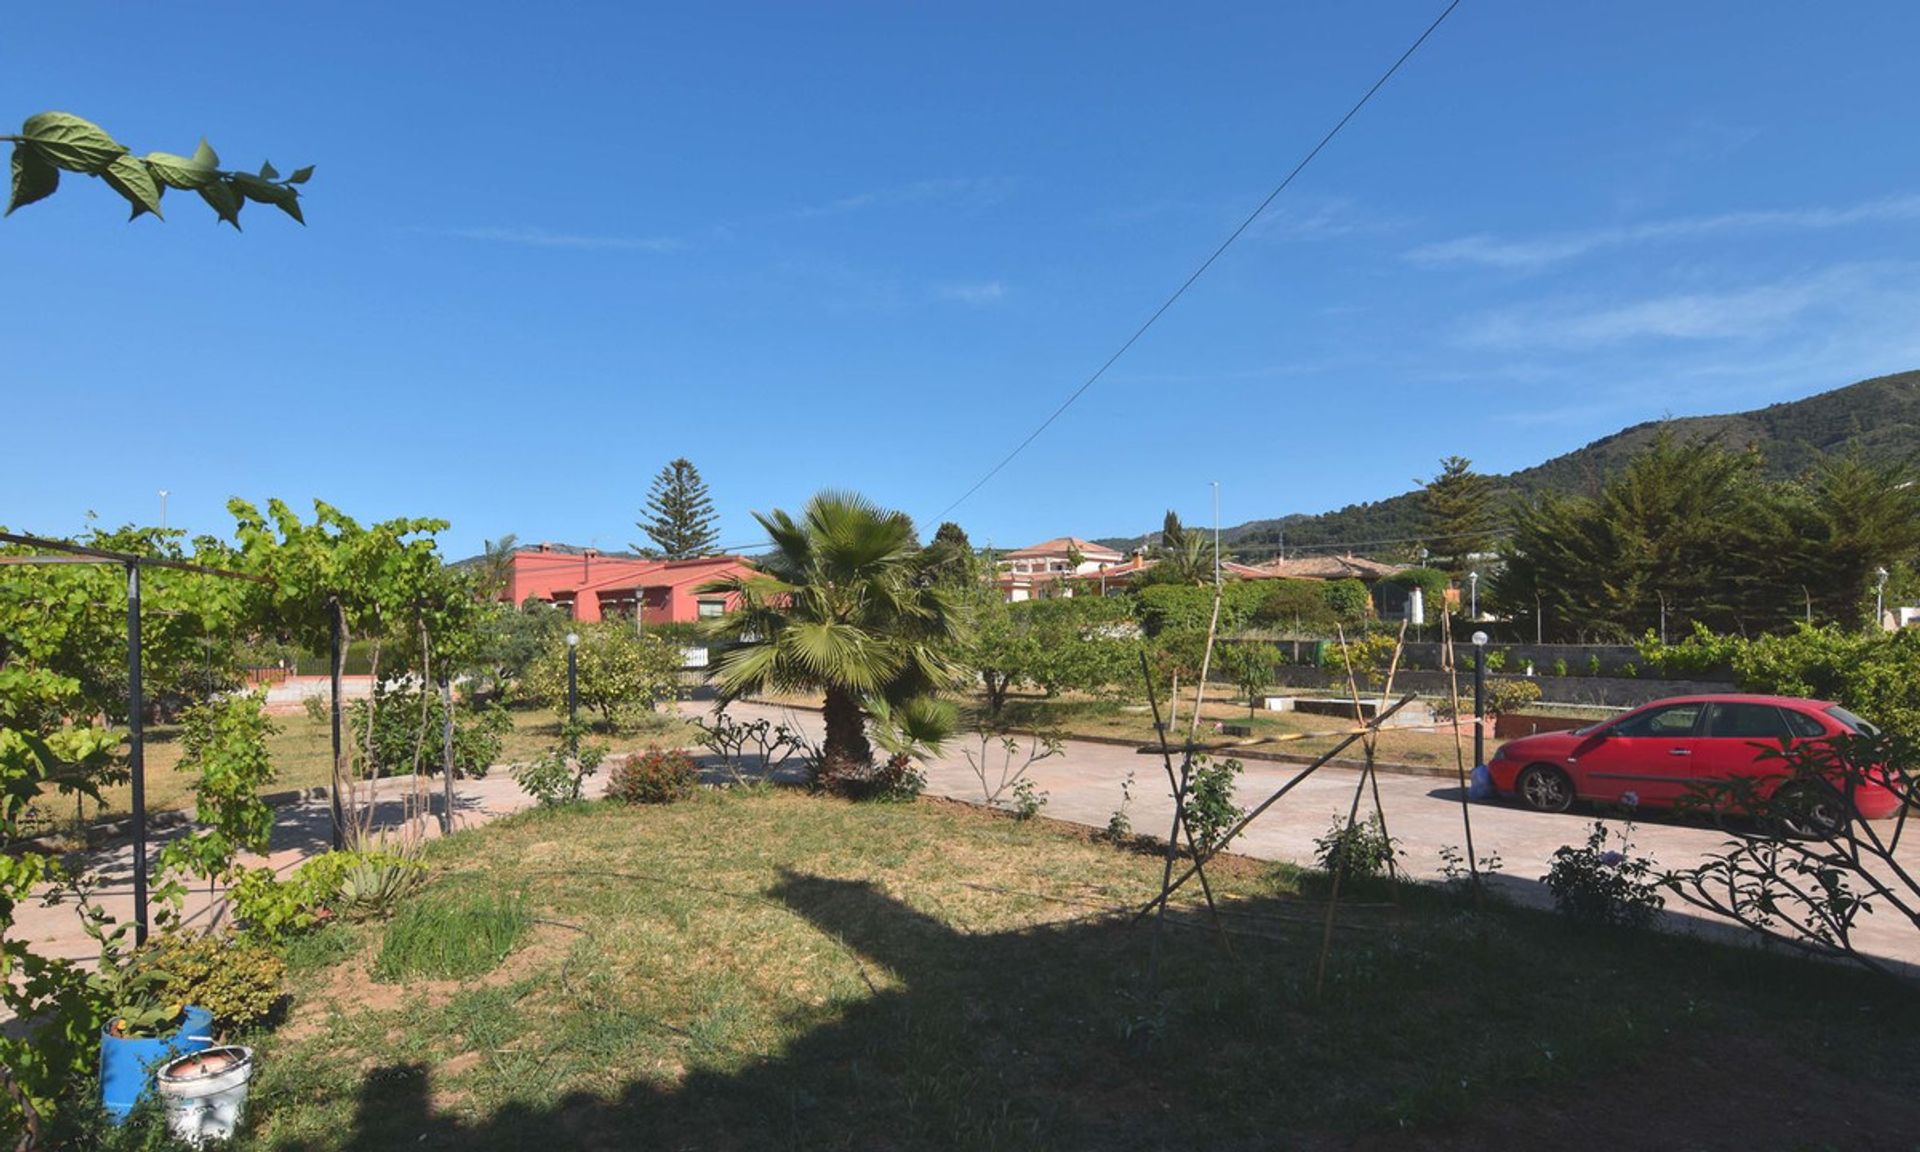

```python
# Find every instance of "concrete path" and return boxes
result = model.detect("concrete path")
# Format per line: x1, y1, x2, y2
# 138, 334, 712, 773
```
13, 698, 1920, 988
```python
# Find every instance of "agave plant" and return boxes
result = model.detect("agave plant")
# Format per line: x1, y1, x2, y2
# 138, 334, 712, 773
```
333, 857, 426, 920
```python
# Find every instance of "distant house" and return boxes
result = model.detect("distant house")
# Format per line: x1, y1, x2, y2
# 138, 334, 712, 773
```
500, 543, 757, 623
1243, 555, 1406, 582
994, 537, 1125, 602
1241, 554, 1438, 620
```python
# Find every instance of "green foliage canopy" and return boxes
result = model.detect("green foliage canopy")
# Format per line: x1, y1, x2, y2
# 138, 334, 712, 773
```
6, 111, 310, 227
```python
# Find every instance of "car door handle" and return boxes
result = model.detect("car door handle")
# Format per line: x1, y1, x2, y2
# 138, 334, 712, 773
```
1668, 748, 1691, 756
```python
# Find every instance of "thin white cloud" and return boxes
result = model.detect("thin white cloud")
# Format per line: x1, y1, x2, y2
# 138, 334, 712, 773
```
934, 281, 1007, 305
436, 226, 684, 253
1406, 194, 1920, 270
1461, 265, 1883, 350
1247, 196, 1407, 242
791, 177, 1014, 220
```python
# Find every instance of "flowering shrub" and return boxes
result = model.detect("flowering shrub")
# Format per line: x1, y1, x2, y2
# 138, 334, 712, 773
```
1545, 821, 1665, 928
608, 746, 700, 805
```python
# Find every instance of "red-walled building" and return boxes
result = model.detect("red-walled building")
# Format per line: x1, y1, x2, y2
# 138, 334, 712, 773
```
502, 544, 758, 624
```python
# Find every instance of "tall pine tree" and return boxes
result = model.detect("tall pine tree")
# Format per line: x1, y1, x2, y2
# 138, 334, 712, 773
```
634, 458, 720, 559
1418, 456, 1498, 575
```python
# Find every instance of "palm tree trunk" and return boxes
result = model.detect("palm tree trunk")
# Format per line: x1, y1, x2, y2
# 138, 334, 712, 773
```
821, 686, 872, 779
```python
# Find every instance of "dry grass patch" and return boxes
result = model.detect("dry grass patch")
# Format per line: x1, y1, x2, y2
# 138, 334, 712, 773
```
235, 789, 1920, 1152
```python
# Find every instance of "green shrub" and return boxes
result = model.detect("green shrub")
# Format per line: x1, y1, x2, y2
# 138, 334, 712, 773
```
1545, 821, 1664, 929
1726, 624, 1920, 738
1251, 579, 1338, 633
1312, 813, 1400, 881
1552, 658, 1569, 678
608, 746, 699, 804
1637, 622, 1740, 677
1428, 678, 1541, 722
1011, 777, 1048, 821
374, 888, 530, 982
524, 623, 682, 730
347, 683, 509, 778
1322, 579, 1371, 625
1185, 756, 1245, 854
148, 932, 286, 1031
514, 724, 607, 806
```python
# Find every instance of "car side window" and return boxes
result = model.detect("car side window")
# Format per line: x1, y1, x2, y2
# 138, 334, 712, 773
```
1707, 702, 1792, 741
1780, 709, 1826, 739
1609, 704, 1703, 739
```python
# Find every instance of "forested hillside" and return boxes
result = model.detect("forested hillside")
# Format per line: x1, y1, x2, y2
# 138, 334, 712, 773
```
1097, 369, 1920, 560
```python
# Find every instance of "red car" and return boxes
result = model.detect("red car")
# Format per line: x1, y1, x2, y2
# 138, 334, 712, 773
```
1487, 693, 1903, 831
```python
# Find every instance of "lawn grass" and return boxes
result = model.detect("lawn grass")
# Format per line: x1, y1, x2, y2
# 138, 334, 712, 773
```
78, 706, 702, 822
231, 790, 1920, 1150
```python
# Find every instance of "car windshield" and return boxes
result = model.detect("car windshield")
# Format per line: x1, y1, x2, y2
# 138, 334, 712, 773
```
1826, 705, 1881, 736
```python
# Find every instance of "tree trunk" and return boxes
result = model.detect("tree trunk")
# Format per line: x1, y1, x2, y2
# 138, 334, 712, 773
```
820, 687, 872, 779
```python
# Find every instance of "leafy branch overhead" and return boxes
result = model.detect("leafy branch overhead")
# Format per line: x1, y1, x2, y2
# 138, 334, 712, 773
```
5, 111, 311, 228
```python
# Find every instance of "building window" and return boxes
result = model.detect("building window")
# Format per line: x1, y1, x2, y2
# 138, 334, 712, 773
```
697, 599, 726, 619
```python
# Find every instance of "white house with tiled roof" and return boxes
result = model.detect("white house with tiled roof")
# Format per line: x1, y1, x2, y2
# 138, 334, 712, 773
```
994, 537, 1127, 601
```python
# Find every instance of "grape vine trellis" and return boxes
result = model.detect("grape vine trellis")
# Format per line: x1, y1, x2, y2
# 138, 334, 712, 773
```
5, 111, 311, 227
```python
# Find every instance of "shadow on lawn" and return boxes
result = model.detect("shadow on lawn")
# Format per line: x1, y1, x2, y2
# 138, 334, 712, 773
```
261, 870, 1920, 1152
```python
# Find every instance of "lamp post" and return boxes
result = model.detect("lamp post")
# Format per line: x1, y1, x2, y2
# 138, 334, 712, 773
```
565, 631, 580, 749
1468, 570, 1479, 621
1875, 566, 1890, 631
158, 489, 169, 530
1471, 630, 1489, 769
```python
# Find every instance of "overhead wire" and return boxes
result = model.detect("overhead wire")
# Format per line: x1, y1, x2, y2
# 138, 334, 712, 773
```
932, 0, 1464, 522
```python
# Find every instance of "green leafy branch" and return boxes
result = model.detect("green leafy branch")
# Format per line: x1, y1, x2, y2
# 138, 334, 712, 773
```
5, 111, 311, 228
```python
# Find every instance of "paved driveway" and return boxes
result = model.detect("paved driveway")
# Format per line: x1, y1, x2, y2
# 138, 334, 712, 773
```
705, 699, 1920, 971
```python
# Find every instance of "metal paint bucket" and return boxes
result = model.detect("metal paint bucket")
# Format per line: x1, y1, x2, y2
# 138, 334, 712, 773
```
155, 1045, 254, 1145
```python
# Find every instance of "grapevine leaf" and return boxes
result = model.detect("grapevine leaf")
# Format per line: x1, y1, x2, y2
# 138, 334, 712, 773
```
191, 138, 219, 169
102, 154, 164, 220
144, 151, 217, 190
19, 111, 126, 174
230, 173, 280, 204
7, 145, 59, 215
258, 159, 278, 181
231, 173, 304, 224
198, 179, 243, 230
288, 165, 314, 184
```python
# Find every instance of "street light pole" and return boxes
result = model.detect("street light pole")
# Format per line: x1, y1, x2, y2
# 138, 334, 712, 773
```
1471, 630, 1489, 769
158, 490, 169, 531
1468, 570, 1479, 621
1875, 566, 1890, 631
565, 631, 580, 751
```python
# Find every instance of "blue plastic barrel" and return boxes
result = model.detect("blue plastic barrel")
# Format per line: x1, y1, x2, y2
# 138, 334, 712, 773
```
100, 1005, 215, 1122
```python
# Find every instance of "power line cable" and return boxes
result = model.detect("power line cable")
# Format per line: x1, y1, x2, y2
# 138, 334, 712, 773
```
932, 0, 1463, 522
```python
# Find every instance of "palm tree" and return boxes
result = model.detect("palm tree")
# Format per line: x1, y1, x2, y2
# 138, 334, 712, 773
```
476, 534, 519, 603
699, 492, 964, 781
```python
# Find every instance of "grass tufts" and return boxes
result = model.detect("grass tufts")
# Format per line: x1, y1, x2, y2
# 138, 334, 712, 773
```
373, 887, 531, 982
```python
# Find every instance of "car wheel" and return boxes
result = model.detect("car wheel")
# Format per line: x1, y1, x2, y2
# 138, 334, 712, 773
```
1772, 782, 1849, 840
1517, 764, 1575, 813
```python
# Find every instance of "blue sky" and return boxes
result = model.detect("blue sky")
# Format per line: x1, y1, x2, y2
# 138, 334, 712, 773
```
8, 2, 1920, 558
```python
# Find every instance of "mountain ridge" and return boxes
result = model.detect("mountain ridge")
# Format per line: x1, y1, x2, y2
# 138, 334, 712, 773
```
1094, 369, 1920, 560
